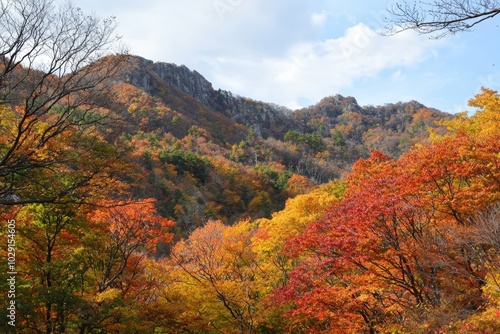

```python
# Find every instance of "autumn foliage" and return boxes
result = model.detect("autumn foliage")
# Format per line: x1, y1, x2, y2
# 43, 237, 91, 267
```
2, 20, 500, 332
270, 88, 500, 333
152, 88, 500, 333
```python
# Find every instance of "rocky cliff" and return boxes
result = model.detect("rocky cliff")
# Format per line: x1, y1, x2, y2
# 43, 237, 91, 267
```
121, 55, 292, 138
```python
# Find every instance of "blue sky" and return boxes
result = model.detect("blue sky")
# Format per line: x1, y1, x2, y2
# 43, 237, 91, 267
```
71, 0, 499, 114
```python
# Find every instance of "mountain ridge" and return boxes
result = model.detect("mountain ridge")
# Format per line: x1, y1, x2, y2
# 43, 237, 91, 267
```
118, 54, 450, 143
120, 55, 292, 138
0, 51, 456, 247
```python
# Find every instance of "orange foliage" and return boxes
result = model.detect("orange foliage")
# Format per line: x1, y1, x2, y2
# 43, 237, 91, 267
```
91, 199, 174, 254
275, 130, 500, 332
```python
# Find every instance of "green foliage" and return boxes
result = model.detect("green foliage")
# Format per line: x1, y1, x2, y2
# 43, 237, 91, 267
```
284, 130, 326, 153
159, 149, 210, 182
254, 163, 293, 192
230, 140, 250, 163
330, 128, 347, 147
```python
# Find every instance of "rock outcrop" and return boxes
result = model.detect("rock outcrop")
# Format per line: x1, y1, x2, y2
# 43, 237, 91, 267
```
121, 55, 292, 138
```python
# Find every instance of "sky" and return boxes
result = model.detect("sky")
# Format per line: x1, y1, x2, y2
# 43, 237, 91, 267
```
69, 0, 499, 114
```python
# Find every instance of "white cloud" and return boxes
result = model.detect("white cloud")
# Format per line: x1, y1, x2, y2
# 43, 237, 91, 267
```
94, 0, 320, 64
311, 11, 327, 27
68, 0, 467, 112
206, 23, 443, 109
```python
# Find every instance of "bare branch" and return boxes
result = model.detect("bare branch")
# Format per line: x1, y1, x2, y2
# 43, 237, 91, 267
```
384, 0, 500, 38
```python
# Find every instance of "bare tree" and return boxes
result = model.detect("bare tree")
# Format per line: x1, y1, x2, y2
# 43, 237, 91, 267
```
0, 0, 128, 205
385, 0, 500, 37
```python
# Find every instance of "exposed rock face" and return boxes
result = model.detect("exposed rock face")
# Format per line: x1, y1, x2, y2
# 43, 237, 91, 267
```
121, 55, 292, 138
151, 62, 213, 106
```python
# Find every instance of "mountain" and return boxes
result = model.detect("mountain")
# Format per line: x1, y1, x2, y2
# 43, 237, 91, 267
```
118, 55, 449, 145
116, 54, 450, 158
118, 55, 291, 139
97, 55, 452, 231
2, 53, 447, 230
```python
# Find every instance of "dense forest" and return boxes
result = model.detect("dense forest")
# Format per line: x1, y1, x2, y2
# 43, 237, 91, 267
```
2, 1, 500, 333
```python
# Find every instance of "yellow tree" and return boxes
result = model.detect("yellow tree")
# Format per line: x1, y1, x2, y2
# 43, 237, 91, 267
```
253, 181, 345, 291
251, 181, 345, 329
429, 87, 500, 332
434, 87, 500, 140
166, 220, 260, 334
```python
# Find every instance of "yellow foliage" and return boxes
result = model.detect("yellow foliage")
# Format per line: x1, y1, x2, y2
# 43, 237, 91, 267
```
453, 305, 500, 334
437, 87, 500, 140
164, 220, 261, 333
253, 180, 345, 292
96, 288, 121, 302
483, 268, 500, 304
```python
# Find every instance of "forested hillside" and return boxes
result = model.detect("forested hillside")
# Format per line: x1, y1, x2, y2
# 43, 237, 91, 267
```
3, 1, 500, 333
95, 55, 451, 233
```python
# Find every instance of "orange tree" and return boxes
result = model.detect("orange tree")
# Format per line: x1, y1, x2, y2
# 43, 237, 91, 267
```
0, 200, 173, 334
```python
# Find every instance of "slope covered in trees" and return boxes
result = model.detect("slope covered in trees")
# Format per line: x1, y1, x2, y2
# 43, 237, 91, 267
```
151, 87, 500, 333
4, 1, 500, 333
0, 48, 457, 332
88, 55, 451, 232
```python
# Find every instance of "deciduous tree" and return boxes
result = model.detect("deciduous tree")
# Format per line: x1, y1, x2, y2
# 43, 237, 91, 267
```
276, 123, 500, 332
0, 0, 127, 205
167, 220, 260, 334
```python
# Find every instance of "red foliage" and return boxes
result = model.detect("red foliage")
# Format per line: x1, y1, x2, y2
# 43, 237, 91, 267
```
275, 133, 500, 332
